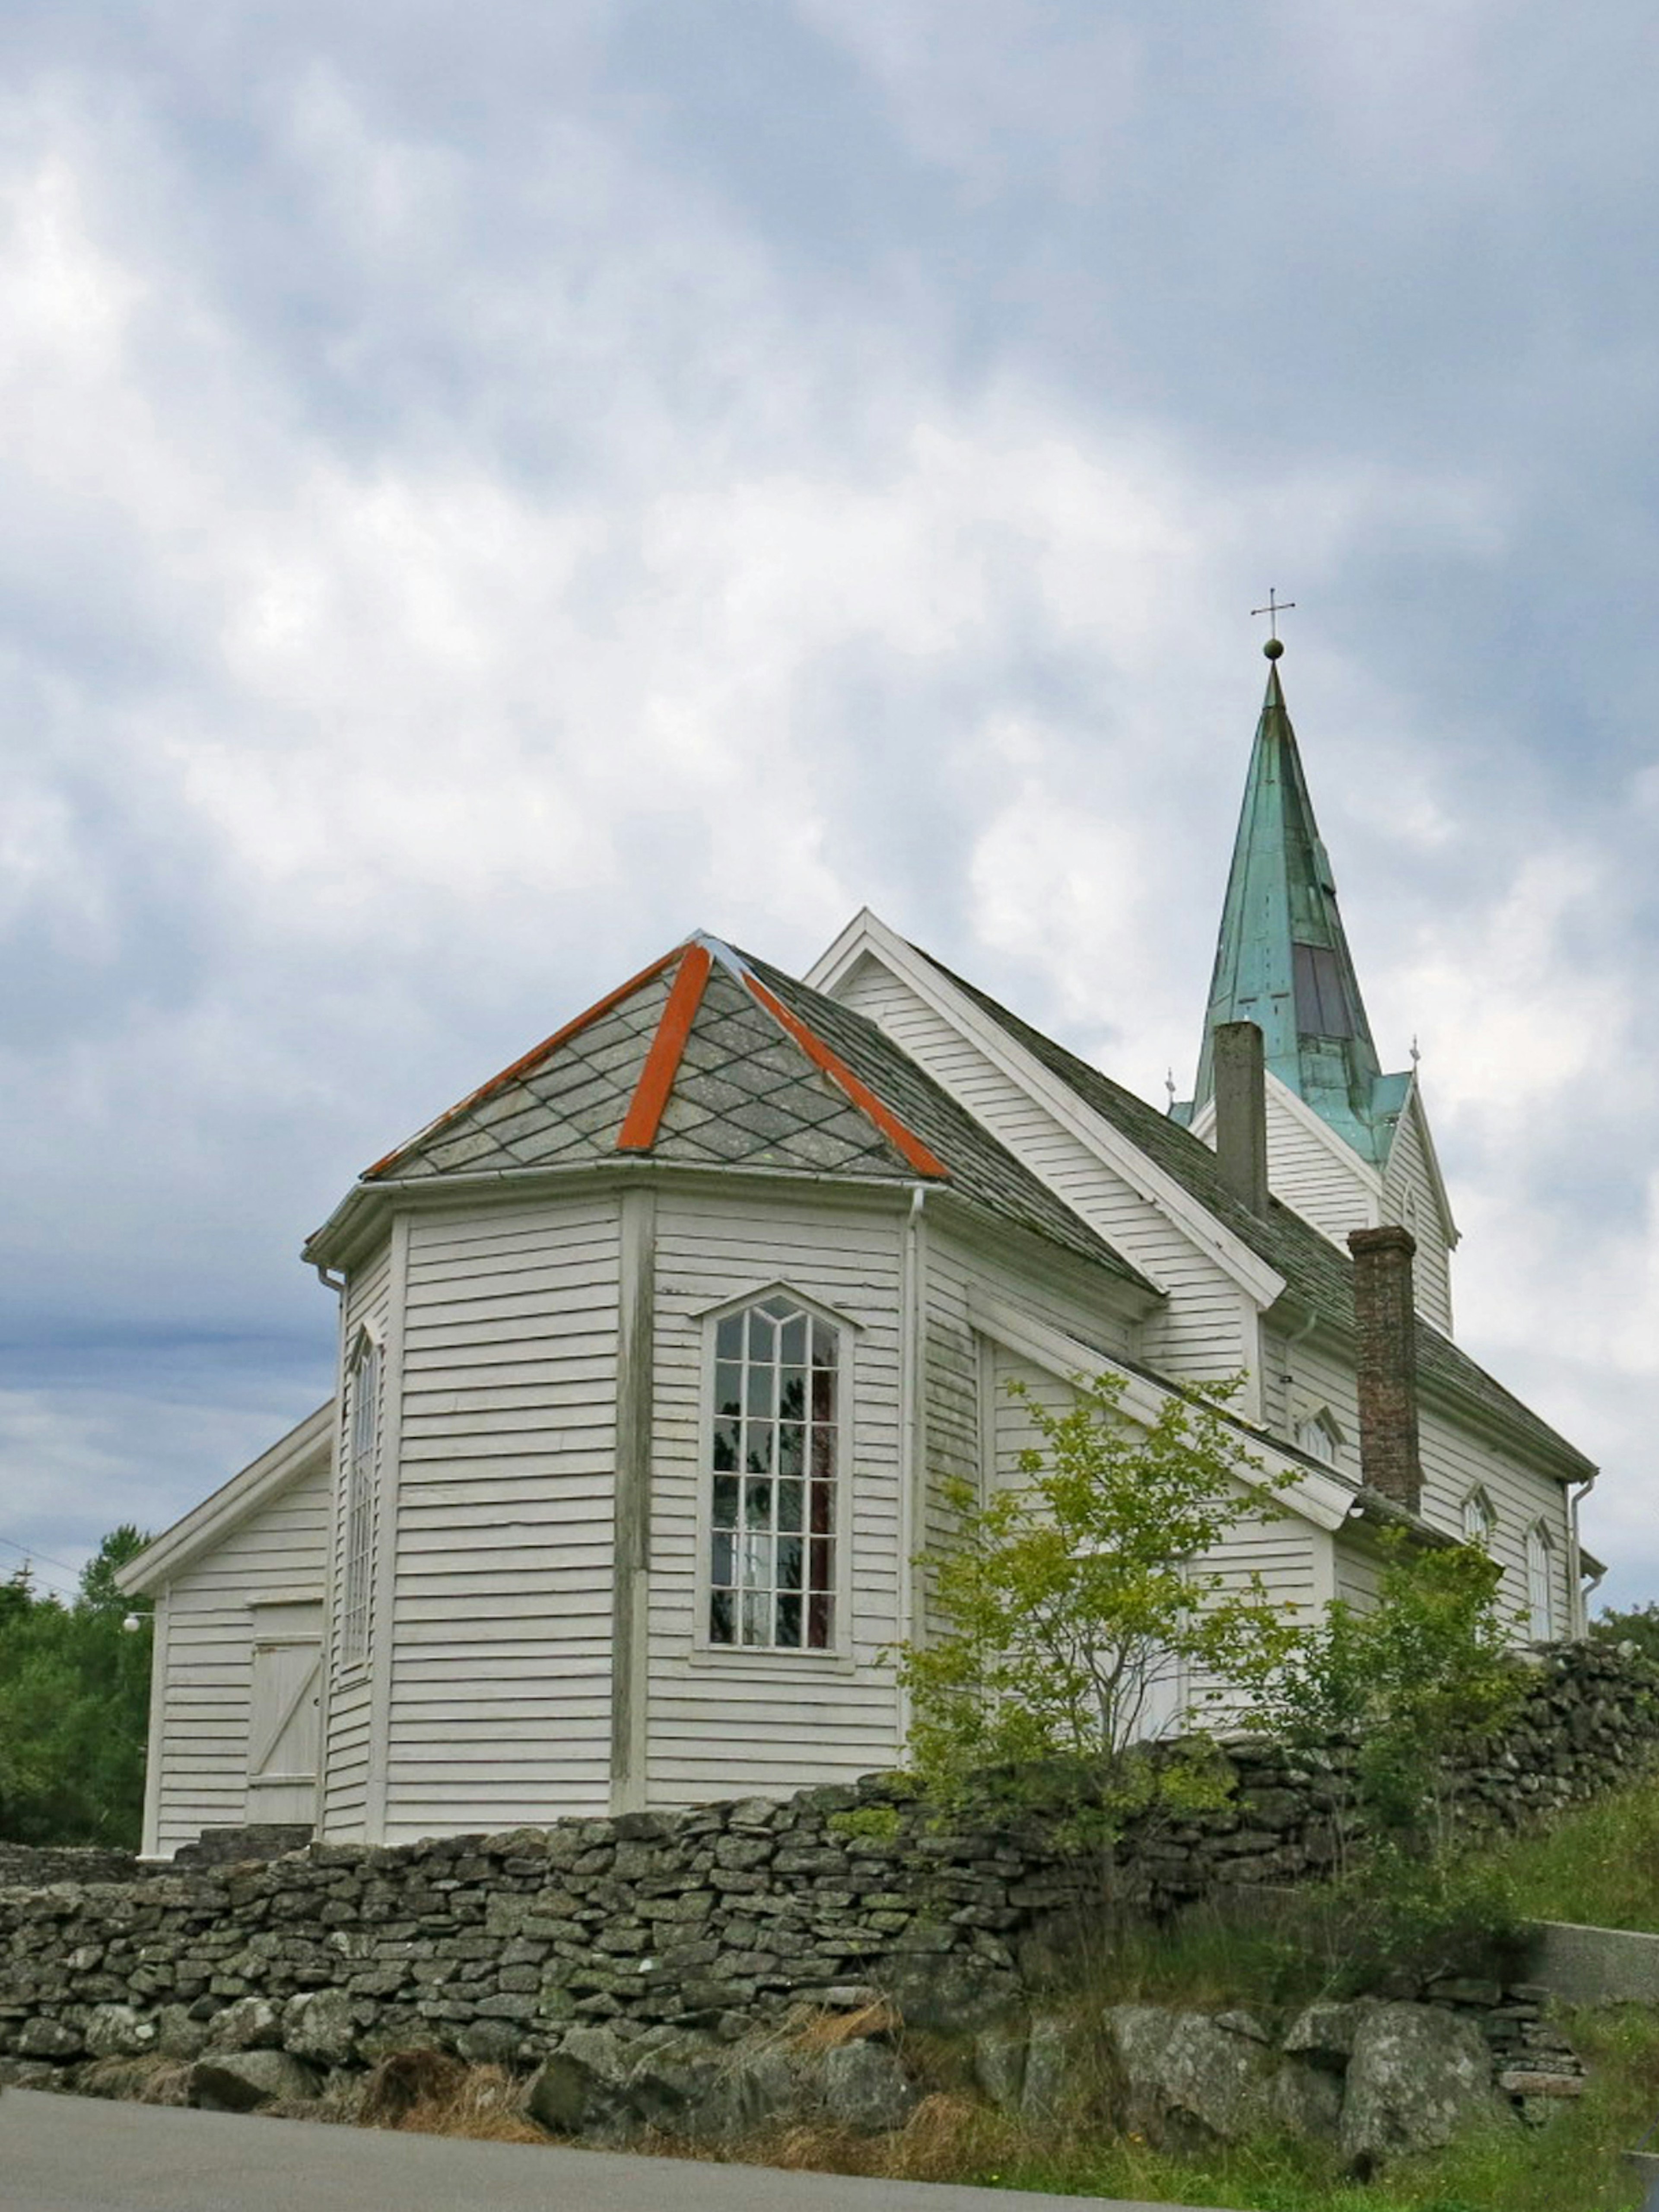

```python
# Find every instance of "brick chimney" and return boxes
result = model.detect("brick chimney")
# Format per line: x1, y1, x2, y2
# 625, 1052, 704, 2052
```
1347, 1224, 1422, 1511
1212, 1020, 1270, 1214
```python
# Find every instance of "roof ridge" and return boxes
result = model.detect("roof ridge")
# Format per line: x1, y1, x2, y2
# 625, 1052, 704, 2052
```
363, 943, 687, 1182
904, 939, 1593, 1481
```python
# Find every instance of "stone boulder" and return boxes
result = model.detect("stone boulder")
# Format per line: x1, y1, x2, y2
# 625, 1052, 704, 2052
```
1283, 1999, 1364, 2070
1102, 2006, 1274, 2152
203, 1997, 282, 2053
972, 2021, 1028, 2112
1339, 2003, 1512, 2171
522, 2024, 782, 2144
816, 2039, 917, 2134
189, 2048, 321, 2112
1020, 2014, 1100, 2125
18, 2018, 83, 2060
84, 2004, 156, 2059
155, 2005, 211, 2060
282, 1989, 356, 2069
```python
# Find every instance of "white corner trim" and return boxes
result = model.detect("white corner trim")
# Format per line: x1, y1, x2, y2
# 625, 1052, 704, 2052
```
966, 1287, 1352, 1534
807, 912, 1285, 1310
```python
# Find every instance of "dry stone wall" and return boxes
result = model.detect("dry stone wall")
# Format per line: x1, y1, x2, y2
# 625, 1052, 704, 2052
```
0, 1641, 1653, 2089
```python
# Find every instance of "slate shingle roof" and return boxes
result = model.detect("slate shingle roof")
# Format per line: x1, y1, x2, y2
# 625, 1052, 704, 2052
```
914, 945, 1595, 1482
736, 953, 1158, 1294
359, 938, 1158, 1299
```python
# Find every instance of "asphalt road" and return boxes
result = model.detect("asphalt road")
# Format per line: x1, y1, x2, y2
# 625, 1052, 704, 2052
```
0, 2089, 1231, 2212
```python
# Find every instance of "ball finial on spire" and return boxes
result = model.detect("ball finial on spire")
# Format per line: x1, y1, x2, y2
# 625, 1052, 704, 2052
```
1252, 588, 1295, 656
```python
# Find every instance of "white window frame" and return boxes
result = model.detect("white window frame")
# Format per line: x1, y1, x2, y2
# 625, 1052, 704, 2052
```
1461, 1487, 1496, 1550
1526, 1522, 1555, 1643
693, 1283, 856, 1662
339, 1329, 381, 1674
1292, 1406, 1343, 1470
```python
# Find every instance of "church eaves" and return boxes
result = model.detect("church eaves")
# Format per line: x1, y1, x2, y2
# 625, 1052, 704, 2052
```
1184, 652, 1405, 1169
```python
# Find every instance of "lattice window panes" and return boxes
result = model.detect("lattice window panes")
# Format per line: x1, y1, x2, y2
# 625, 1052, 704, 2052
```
1461, 1488, 1496, 1550
340, 1336, 381, 1671
708, 1293, 839, 1651
1526, 1522, 1555, 1643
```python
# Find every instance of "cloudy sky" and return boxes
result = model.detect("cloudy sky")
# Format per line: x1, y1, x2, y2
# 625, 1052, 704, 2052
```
4, 2, 1655, 1611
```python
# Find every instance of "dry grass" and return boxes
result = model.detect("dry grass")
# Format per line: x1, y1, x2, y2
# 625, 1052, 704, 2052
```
76, 2053, 192, 2106
782, 1998, 902, 2053
389, 2063, 549, 2145
358, 2048, 548, 2145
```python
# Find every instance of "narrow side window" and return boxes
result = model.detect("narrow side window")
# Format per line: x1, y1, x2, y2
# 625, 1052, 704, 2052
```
340, 1337, 380, 1670
1293, 1408, 1341, 1468
708, 1292, 838, 1651
1461, 1488, 1496, 1549
1526, 1522, 1554, 1643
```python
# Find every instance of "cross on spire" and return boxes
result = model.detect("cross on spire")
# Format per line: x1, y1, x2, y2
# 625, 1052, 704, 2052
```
1252, 588, 1296, 658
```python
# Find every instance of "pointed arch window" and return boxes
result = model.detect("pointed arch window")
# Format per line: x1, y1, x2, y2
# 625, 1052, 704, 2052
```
1461, 1488, 1496, 1550
707, 1292, 841, 1651
1293, 1407, 1343, 1469
1526, 1523, 1556, 1644
340, 1332, 381, 1671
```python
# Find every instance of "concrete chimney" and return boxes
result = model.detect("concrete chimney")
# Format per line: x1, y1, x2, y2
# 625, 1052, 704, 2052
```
1347, 1225, 1422, 1512
1212, 1021, 1270, 1214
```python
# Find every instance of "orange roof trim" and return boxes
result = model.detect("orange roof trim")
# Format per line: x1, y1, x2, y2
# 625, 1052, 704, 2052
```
362, 945, 683, 1180
616, 943, 712, 1153
741, 973, 950, 1180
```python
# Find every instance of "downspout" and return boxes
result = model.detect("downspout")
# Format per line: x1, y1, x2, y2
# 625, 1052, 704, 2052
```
896, 1185, 928, 1759
1568, 1469, 1598, 1637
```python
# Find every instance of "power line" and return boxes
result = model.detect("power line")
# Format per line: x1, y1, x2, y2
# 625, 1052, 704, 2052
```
0, 1534, 83, 1601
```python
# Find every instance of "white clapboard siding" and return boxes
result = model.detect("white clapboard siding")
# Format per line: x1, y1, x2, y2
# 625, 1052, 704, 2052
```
1334, 1540, 1382, 1610
321, 1239, 392, 1839
1289, 1335, 1574, 1642
1381, 1102, 1454, 1334
645, 1187, 907, 1804
1184, 1510, 1322, 1726
982, 1348, 1317, 1734
381, 1195, 622, 1842
1417, 1402, 1575, 1641
1260, 1087, 1375, 1246
154, 1460, 330, 1857
835, 956, 1250, 1383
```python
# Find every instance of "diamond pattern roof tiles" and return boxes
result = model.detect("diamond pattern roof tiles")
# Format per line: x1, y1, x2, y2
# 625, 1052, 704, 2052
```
381, 965, 674, 1180
359, 934, 1156, 1298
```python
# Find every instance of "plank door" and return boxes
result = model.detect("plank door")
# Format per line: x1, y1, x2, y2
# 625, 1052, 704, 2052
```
246, 1601, 323, 1824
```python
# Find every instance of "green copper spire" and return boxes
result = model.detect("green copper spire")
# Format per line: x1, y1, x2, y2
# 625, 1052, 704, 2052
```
1187, 648, 1400, 1166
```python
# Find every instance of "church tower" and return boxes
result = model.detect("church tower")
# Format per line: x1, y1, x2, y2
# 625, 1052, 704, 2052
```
1175, 636, 1459, 1332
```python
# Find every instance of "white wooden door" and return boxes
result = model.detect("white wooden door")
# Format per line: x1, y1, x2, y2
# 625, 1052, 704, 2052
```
246, 1603, 323, 1824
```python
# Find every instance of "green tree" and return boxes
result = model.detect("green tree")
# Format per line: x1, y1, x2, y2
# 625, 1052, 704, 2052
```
0, 1528, 153, 1847
1250, 1529, 1526, 1974
894, 1374, 1304, 1871
1592, 1600, 1659, 1667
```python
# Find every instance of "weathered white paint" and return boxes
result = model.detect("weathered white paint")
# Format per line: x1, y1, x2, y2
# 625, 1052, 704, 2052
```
1381, 1097, 1455, 1334
645, 1185, 907, 1804
246, 1601, 324, 1824
145, 1454, 330, 1858
379, 1195, 623, 1843
833, 950, 1259, 1388
1287, 1332, 1575, 1638
321, 1238, 392, 1840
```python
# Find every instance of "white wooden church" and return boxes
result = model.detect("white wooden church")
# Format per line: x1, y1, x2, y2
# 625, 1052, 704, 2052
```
121, 650, 1598, 1858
